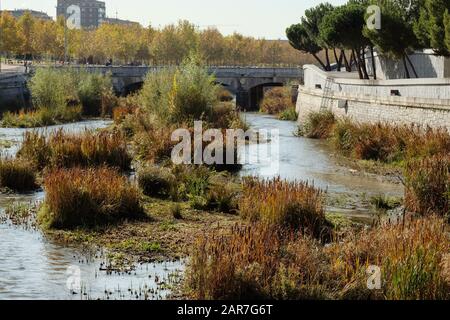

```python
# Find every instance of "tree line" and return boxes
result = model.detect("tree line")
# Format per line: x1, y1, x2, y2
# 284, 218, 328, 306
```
286, 0, 450, 79
0, 11, 317, 66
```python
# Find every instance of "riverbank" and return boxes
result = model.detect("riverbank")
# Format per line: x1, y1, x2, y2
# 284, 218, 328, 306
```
0, 113, 410, 299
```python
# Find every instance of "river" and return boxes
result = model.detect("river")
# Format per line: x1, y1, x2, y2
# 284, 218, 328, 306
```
0, 114, 403, 300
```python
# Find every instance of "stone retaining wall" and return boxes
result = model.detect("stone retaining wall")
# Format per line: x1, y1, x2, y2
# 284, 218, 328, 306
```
297, 65, 450, 130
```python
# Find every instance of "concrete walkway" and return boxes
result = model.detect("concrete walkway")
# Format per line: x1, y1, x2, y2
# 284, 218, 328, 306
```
0, 64, 26, 73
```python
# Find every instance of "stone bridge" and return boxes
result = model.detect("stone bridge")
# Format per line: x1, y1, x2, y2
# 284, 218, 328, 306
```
42, 66, 304, 110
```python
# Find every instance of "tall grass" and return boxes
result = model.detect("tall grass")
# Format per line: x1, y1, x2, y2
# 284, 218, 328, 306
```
300, 111, 450, 164
239, 177, 330, 240
260, 87, 294, 115
39, 167, 144, 229
405, 155, 449, 219
300, 111, 336, 139
0, 158, 38, 192
1, 106, 83, 128
331, 120, 450, 163
18, 130, 131, 171
328, 216, 450, 300
186, 216, 450, 300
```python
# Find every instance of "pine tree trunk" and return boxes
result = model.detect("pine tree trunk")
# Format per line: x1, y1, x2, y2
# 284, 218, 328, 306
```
312, 53, 327, 71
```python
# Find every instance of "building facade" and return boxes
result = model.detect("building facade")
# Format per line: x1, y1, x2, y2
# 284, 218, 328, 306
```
56, 0, 106, 29
3, 9, 52, 21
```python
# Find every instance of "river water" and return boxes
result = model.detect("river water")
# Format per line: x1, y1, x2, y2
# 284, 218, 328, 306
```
0, 114, 403, 300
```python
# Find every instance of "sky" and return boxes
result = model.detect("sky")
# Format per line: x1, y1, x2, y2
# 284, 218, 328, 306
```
2, 0, 347, 39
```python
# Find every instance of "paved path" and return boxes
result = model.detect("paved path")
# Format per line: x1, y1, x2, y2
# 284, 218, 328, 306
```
0, 64, 26, 73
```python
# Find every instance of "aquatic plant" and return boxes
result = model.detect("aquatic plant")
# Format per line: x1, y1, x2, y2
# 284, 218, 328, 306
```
138, 166, 176, 199
331, 119, 450, 163
186, 216, 450, 300
39, 167, 144, 229
139, 57, 219, 125
300, 110, 336, 139
1, 106, 83, 128
0, 158, 38, 192
18, 129, 131, 171
239, 177, 330, 240
278, 107, 298, 121
404, 155, 449, 219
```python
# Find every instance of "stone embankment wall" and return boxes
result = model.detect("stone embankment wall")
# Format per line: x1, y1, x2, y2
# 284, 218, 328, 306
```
297, 65, 450, 130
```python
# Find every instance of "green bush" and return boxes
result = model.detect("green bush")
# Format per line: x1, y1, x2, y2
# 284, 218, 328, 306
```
139, 56, 219, 124
278, 107, 298, 121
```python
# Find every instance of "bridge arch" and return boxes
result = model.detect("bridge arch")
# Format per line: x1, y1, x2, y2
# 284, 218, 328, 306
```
123, 81, 144, 96
246, 82, 284, 111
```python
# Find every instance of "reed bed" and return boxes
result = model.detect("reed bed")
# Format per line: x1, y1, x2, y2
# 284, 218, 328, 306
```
327, 216, 450, 300
185, 216, 450, 300
301, 112, 450, 164
300, 111, 336, 139
332, 120, 450, 163
0, 158, 38, 192
239, 177, 330, 240
18, 129, 131, 171
405, 155, 449, 219
39, 167, 144, 229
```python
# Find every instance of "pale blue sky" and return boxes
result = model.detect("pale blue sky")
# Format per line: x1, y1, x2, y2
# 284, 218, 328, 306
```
2, 0, 347, 39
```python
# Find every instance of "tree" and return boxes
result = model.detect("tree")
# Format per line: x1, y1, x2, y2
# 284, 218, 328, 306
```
364, 1, 421, 78
319, 3, 371, 79
17, 11, 36, 58
286, 23, 326, 69
415, 0, 450, 56
0, 12, 20, 55
286, 3, 335, 71
199, 28, 225, 64
446, 10, 450, 51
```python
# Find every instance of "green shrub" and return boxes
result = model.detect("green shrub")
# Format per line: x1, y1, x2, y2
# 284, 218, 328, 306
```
77, 71, 113, 116
39, 167, 144, 229
278, 107, 298, 121
0, 158, 38, 192
139, 56, 219, 125
29, 68, 77, 109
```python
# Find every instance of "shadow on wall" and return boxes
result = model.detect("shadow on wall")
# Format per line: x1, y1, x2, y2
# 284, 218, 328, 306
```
366, 50, 444, 80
